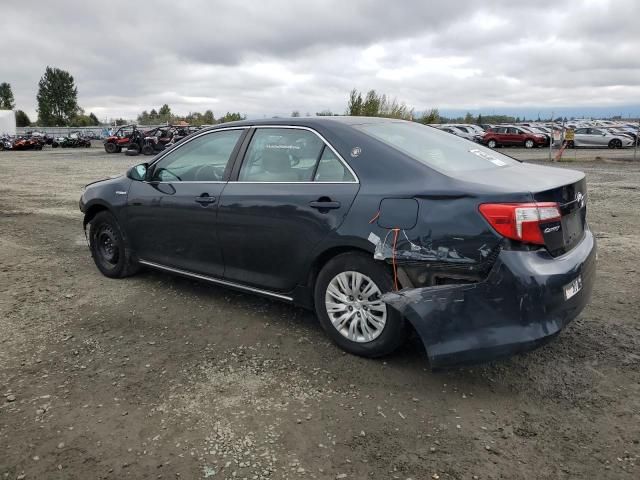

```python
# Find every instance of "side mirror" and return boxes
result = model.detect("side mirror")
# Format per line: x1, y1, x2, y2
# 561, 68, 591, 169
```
127, 163, 148, 181
602, 132, 607, 136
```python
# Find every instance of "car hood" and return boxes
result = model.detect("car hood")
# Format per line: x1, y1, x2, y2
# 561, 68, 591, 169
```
84, 174, 125, 190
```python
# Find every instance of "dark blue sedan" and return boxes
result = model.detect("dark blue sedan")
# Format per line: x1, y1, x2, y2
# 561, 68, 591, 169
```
80, 117, 596, 368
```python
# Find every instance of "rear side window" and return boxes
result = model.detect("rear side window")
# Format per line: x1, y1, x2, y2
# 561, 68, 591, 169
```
314, 148, 356, 182
356, 121, 519, 173
239, 128, 346, 182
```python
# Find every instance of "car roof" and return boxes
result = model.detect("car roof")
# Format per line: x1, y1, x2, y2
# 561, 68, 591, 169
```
200, 116, 410, 131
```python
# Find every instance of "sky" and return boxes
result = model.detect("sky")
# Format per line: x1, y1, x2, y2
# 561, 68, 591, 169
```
2, 0, 640, 121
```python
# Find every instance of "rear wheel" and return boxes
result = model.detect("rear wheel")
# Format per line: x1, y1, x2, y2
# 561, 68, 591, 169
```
104, 142, 118, 153
126, 142, 141, 155
487, 139, 497, 148
314, 252, 407, 357
89, 211, 139, 278
141, 144, 154, 155
524, 139, 534, 149
608, 139, 622, 149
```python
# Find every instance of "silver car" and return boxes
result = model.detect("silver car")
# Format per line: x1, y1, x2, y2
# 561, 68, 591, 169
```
571, 127, 633, 148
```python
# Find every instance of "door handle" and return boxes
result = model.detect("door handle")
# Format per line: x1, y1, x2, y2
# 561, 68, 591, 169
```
195, 194, 217, 205
309, 200, 341, 210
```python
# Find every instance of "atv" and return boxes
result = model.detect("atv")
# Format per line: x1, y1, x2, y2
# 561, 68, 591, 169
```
103, 125, 137, 153
12, 136, 43, 150
140, 126, 175, 155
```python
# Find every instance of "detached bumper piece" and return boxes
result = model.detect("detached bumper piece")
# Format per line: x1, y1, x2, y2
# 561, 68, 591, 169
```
383, 230, 596, 368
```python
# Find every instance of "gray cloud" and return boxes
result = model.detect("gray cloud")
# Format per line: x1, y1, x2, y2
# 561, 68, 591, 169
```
1, 0, 639, 120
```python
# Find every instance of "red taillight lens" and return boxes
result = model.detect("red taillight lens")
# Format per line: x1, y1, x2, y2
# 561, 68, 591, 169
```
479, 202, 561, 245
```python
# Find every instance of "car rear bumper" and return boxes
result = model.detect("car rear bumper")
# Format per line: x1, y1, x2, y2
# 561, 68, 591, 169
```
383, 229, 596, 368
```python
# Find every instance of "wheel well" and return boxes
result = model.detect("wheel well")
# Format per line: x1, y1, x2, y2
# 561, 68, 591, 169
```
306, 246, 380, 290
83, 204, 109, 228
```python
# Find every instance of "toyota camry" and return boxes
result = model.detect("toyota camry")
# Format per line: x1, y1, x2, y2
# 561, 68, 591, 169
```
80, 117, 596, 368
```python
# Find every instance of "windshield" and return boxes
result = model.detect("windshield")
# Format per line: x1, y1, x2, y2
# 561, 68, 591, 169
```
355, 121, 520, 173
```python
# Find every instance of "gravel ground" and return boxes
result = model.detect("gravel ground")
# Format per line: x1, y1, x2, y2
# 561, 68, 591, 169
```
1, 145, 639, 480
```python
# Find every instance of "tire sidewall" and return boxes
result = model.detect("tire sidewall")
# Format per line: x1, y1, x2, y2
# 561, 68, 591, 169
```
89, 212, 129, 278
487, 139, 496, 148
314, 252, 406, 357
525, 139, 534, 148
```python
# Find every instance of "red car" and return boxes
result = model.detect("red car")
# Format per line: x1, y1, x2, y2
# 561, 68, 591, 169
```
483, 126, 546, 149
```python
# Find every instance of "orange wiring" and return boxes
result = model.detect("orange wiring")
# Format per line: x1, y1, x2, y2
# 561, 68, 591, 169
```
392, 228, 400, 291
368, 210, 380, 224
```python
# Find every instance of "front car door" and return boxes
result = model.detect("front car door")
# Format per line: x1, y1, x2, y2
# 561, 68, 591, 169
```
217, 126, 360, 292
125, 127, 247, 276
573, 128, 588, 147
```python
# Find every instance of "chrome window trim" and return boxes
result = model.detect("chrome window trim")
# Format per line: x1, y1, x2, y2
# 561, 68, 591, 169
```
138, 260, 293, 301
234, 125, 360, 184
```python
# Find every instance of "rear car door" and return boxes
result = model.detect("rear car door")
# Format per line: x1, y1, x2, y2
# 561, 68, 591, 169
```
507, 127, 523, 145
125, 128, 246, 276
217, 126, 359, 292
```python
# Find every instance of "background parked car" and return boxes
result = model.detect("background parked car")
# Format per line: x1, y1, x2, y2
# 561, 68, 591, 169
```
482, 126, 546, 148
569, 127, 633, 148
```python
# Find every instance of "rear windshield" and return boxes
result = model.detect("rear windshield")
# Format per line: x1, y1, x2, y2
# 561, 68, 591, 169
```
354, 121, 519, 173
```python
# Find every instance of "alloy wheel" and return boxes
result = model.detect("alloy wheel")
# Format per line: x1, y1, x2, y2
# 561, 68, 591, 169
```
325, 271, 387, 343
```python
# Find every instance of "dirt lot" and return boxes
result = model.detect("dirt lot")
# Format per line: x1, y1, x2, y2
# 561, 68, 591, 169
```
1, 145, 639, 480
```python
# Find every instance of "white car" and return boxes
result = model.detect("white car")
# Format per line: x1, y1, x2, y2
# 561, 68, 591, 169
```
570, 127, 633, 148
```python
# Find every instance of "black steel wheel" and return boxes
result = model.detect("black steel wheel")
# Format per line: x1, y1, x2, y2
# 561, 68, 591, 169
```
89, 211, 139, 278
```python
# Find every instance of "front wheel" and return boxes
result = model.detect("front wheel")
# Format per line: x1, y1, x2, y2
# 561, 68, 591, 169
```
104, 142, 118, 153
524, 139, 534, 148
314, 252, 407, 357
487, 139, 497, 148
89, 211, 139, 278
608, 139, 622, 149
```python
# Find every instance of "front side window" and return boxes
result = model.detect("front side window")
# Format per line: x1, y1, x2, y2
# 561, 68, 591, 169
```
239, 128, 324, 182
150, 129, 243, 182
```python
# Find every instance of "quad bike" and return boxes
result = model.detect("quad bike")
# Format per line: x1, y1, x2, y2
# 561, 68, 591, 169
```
52, 132, 91, 148
12, 137, 43, 150
103, 125, 137, 153
0, 136, 13, 151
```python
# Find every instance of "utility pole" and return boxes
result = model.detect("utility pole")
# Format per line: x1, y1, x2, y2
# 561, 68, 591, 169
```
635, 119, 639, 162
549, 111, 554, 161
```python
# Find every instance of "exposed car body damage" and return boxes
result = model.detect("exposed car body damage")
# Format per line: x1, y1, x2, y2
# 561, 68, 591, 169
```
382, 230, 596, 368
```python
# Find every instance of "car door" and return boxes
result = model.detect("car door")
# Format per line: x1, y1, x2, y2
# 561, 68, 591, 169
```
506, 127, 522, 145
217, 126, 360, 292
494, 127, 509, 144
573, 128, 588, 147
589, 128, 606, 146
125, 128, 247, 276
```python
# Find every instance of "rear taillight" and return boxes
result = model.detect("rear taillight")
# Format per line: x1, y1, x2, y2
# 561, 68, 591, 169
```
479, 202, 561, 245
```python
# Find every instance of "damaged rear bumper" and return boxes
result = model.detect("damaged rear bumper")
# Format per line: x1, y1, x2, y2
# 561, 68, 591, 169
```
383, 230, 597, 368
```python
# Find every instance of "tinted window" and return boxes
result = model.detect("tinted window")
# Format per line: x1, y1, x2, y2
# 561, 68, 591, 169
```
239, 128, 324, 182
314, 148, 355, 182
590, 128, 603, 135
356, 121, 519, 173
150, 129, 243, 182
575, 128, 587, 134
507, 127, 519, 134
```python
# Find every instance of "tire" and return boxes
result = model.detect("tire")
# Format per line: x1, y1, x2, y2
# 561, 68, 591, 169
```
125, 148, 140, 156
127, 142, 141, 155
487, 139, 497, 148
0, 143, 4, 151
524, 139, 534, 149
52, 142, 59, 148
314, 252, 407, 358
608, 139, 622, 149
141, 144, 154, 155
104, 142, 118, 153
88, 211, 139, 278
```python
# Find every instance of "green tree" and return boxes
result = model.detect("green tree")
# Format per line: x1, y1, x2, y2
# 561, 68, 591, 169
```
159, 104, 171, 116
347, 88, 363, 116
361, 90, 381, 116
464, 112, 475, 123
36, 67, 79, 126
419, 108, 440, 124
0, 82, 15, 109
15, 110, 30, 127
476, 113, 483, 125
219, 112, 245, 123
316, 110, 334, 116
88, 112, 100, 126
202, 110, 215, 124
291, 110, 300, 117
